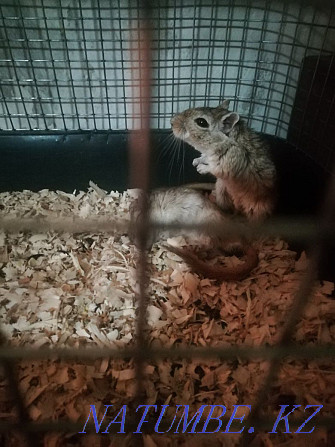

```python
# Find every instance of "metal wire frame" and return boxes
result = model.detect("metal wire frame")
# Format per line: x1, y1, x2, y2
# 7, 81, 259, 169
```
0, 1, 335, 445
0, 0, 334, 145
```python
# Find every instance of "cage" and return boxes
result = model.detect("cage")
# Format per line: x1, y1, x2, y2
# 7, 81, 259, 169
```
0, 0, 335, 446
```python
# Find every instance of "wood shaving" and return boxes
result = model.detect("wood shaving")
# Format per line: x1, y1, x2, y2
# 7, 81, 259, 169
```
0, 185, 334, 446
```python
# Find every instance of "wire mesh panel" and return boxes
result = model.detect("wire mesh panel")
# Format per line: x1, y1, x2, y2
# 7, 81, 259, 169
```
0, 0, 334, 136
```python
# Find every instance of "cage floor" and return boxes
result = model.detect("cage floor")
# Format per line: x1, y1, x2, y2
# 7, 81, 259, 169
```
0, 184, 334, 446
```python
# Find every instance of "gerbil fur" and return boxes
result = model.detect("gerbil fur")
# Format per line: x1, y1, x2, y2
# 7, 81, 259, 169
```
171, 100, 277, 221
130, 187, 258, 281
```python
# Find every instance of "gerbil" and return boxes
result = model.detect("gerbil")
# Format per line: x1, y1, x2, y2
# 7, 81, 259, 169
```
171, 100, 277, 221
130, 187, 258, 281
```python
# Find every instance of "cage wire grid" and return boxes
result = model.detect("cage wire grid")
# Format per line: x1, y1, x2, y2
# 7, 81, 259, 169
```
0, 0, 334, 137
0, 0, 335, 445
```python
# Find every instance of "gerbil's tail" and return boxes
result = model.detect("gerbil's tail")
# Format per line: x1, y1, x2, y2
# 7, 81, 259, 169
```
164, 244, 258, 281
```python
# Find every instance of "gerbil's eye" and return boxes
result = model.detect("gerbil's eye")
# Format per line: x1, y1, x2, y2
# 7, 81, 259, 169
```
194, 117, 209, 128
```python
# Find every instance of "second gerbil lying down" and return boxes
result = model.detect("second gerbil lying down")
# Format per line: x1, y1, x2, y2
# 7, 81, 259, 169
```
130, 187, 258, 281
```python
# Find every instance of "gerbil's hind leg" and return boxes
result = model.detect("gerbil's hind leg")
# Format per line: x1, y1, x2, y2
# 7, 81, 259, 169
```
246, 198, 274, 221
215, 179, 235, 214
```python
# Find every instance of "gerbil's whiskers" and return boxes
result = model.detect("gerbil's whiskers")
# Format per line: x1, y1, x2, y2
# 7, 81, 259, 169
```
175, 137, 184, 183
157, 130, 185, 185
167, 137, 180, 184
157, 132, 175, 164
178, 139, 185, 182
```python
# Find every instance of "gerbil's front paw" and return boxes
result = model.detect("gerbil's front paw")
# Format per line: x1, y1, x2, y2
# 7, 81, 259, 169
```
192, 156, 203, 167
193, 156, 210, 174
196, 163, 211, 175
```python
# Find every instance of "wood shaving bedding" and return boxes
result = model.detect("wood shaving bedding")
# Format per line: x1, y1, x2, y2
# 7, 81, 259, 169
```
0, 184, 334, 447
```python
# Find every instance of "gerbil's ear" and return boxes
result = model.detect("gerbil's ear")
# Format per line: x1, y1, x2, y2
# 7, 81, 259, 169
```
219, 99, 230, 109
220, 112, 240, 134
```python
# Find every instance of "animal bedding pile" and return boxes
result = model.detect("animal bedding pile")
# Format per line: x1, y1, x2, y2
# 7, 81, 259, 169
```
0, 184, 334, 446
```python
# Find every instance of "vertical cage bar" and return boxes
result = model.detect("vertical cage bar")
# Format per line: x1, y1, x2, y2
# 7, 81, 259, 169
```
128, 0, 152, 402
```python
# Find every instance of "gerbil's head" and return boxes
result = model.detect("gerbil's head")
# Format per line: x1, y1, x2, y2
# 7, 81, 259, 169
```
170, 100, 240, 152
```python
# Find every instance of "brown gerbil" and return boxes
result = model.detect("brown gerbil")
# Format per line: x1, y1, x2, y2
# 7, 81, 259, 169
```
171, 100, 277, 221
